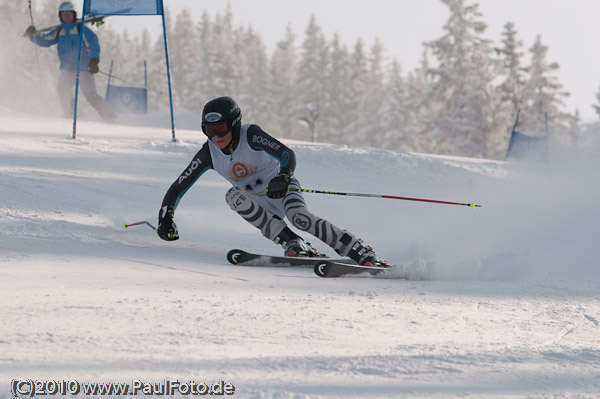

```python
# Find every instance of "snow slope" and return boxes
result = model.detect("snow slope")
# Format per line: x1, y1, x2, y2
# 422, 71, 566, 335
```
1, 112, 599, 398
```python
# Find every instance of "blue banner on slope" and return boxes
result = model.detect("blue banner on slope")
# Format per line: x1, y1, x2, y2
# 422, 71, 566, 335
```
505, 130, 547, 160
105, 85, 148, 114
505, 108, 548, 160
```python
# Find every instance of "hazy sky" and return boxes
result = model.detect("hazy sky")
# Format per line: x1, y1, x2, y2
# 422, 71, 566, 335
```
65, 0, 600, 121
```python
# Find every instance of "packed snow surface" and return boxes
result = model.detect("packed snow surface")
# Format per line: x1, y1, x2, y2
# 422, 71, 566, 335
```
1, 112, 599, 398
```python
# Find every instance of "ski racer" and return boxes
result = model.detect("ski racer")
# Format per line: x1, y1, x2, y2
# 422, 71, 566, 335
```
156, 96, 389, 267
24, 1, 116, 122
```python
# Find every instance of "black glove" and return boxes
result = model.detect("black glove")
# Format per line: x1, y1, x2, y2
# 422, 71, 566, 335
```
25, 25, 36, 38
267, 174, 291, 199
157, 206, 179, 241
88, 58, 99, 74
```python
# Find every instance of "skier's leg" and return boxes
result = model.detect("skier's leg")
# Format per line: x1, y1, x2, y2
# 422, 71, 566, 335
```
79, 72, 117, 122
284, 178, 386, 265
283, 178, 355, 255
57, 70, 76, 118
226, 186, 321, 256
226, 186, 287, 241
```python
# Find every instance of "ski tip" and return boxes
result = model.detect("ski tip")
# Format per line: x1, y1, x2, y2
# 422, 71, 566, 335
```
313, 261, 329, 278
226, 249, 244, 265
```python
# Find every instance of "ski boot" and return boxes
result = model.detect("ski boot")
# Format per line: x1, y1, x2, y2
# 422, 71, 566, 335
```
347, 239, 391, 267
283, 238, 323, 257
274, 226, 324, 258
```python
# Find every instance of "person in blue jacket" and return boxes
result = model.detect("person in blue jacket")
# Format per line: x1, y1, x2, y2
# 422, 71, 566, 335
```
25, 1, 116, 122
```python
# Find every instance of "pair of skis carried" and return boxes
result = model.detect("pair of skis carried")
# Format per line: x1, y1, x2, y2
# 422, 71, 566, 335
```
227, 249, 392, 278
23, 14, 108, 37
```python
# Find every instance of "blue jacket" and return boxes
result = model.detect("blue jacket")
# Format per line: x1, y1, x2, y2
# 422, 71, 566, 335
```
30, 22, 100, 72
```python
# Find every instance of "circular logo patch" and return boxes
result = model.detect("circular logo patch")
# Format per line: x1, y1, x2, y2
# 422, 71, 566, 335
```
231, 163, 250, 179
205, 112, 222, 122
292, 213, 311, 231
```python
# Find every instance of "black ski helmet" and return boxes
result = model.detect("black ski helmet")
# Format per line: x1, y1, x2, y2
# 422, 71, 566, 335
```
201, 96, 242, 137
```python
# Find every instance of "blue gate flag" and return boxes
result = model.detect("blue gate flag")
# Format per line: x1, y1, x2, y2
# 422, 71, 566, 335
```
74, 0, 175, 141
505, 130, 548, 160
505, 108, 548, 160
84, 0, 163, 16
106, 85, 148, 114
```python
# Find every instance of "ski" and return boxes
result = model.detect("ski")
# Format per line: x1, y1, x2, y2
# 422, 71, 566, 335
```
314, 258, 431, 279
226, 249, 352, 268
314, 260, 392, 278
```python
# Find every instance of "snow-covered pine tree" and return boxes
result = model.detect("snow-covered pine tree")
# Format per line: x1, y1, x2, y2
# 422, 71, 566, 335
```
147, 10, 174, 111
344, 39, 371, 146
295, 15, 329, 142
98, 28, 120, 76
567, 109, 581, 143
496, 22, 526, 119
520, 35, 572, 140
425, 0, 505, 158
362, 39, 387, 149
268, 25, 300, 139
593, 86, 600, 119
209, 5, 239, 100
324, 33, 353, 144
140, 28, 152, 55
117, 31, 140, 83
171, 8, 200, 111
137, 28, 152, 86
406, 49, 434, 153
235, 26, 269, 127
190, 11, 215, 107
380, 59, 413, 151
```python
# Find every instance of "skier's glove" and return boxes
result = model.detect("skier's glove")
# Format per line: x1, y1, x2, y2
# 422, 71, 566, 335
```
267, 174, 291, 199
25, 25, 36, 38
157, 206, 179, 241
88, 58, 99, 74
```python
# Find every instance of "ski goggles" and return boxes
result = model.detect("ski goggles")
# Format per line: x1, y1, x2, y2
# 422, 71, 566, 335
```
202, 122, 231, 138
59, 11, 76, 18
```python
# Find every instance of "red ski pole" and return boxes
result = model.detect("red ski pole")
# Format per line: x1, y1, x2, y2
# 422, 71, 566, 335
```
290, 188, 481, 208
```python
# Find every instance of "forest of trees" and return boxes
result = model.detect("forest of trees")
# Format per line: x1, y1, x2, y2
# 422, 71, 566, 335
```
0, 0, 592, 159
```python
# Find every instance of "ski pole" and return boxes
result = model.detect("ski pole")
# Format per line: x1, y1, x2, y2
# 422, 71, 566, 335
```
122, 221, 158, 231
27, 0, 44, 97
290, 188, 481, 208
98, 70, 140, 86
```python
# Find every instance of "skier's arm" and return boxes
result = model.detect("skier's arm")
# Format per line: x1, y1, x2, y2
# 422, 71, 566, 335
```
82, 26, 100, 60
160, 141, 214, 213
246, 124, 296, 176
157, 142, 213, 241
29, 28, 59, 47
